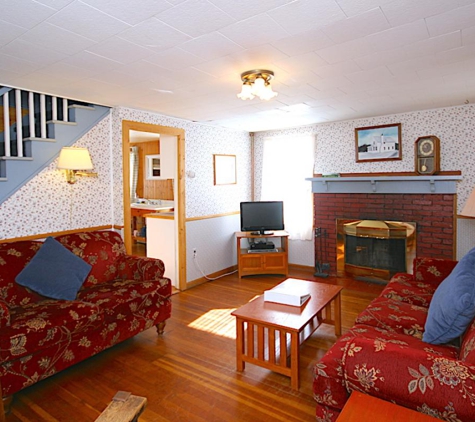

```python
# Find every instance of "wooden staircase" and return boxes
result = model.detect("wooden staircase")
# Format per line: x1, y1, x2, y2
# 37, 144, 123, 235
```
0, 86, 110, 204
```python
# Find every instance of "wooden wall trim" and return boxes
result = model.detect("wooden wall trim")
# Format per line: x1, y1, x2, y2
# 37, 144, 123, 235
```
186, 211, 239, 222
186, 265, 237, 288
0, 225, 117, 243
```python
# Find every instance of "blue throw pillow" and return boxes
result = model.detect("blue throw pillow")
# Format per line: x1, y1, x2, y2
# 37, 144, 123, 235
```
15, 237, 91, 301
423, 247, 475, 344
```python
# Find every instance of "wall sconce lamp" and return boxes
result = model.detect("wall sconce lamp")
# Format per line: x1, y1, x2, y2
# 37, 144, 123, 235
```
461, 187, 475, 218
237, 69, 278, 101
57, 147, 97, 184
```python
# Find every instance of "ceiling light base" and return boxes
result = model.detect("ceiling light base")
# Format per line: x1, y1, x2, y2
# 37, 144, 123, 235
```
237, 69, 278, 101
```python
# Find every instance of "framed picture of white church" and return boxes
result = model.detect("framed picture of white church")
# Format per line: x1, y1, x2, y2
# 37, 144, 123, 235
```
355, 123, 402, 163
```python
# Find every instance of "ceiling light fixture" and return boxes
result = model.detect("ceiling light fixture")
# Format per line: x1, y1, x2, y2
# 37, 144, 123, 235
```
237, 69, 278, 101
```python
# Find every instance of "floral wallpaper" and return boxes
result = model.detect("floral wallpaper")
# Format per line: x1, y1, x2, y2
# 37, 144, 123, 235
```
1, 102, 474, 268
111, 107, 251, 225
254, 104, 475, 265
0, 108, 250, 240
0, 115, 113, 239
254, 104, 475, 211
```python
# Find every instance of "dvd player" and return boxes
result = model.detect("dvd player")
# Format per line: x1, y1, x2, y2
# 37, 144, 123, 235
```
250, 241, 275, 250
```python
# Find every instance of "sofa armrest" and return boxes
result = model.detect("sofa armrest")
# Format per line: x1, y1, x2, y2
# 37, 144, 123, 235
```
412, 257, 458, 289
313, 329, 362, 412
342, 334, 474, 421
119, 255, 166, 281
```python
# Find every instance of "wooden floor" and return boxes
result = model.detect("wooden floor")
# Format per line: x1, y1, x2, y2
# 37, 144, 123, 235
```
4, 269, 384, 422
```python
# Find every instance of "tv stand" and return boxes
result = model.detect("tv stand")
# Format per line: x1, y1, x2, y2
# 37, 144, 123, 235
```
251, 230, 274, 236
236, 230, 289, 279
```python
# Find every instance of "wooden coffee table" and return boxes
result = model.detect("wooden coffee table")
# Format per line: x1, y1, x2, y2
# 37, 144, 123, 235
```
231, 278, 343, 389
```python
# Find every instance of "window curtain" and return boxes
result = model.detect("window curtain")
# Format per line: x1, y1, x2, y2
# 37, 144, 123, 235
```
260, 135, 315, 241
130, 146, 139, 202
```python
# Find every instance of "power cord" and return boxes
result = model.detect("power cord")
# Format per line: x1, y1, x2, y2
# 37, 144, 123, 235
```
192, 252, 237, 281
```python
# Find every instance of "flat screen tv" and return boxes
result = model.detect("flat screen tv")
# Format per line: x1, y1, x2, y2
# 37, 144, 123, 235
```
240, 201, 284, 235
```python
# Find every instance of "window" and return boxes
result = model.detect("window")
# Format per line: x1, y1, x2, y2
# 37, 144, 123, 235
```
260, 135, 315, 240
146, 154, 161, 180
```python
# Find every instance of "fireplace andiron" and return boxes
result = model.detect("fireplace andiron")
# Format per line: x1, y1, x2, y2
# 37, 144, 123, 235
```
314, 227, 330, 278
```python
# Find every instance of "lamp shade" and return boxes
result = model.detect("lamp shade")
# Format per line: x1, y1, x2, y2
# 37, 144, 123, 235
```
461, 188, 475, 218
57, 147, 93, 170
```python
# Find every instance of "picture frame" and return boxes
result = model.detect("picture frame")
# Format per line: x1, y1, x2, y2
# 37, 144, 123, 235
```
213, 154, 236, 185
355, 123, 402, 163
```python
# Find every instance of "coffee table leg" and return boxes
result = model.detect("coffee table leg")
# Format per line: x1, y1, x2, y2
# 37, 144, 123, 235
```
235, 317, 245, 371
290, 332, 300, 390
334, 293, 342, 336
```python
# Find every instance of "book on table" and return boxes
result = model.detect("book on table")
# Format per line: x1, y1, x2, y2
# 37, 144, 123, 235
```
264, 286, 311, 306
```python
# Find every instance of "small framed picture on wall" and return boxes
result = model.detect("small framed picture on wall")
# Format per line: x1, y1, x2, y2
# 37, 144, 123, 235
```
355, 123, 402, 163
213, 154, 236, 185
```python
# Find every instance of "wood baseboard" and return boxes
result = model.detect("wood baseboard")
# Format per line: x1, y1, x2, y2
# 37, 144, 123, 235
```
186, 265, 238, 288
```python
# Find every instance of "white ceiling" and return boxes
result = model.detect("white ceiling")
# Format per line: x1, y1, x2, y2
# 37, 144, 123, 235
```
1, 0, 475, 132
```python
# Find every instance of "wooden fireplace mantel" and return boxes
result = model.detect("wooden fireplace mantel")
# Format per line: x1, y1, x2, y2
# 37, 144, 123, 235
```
306, 172, 462, 194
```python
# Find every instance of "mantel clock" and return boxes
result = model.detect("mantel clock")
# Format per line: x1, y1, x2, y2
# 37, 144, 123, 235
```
415, 136, 440, 175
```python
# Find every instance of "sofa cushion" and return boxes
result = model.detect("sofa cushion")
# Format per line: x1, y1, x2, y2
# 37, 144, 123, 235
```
0, 240, 45, 307
413, 257, 458, 287
16, 237, 91, 300
423, 247, 475, 345
356, 297, 428, 339
77, 278, 171, 346
0, 300, 103, 364
381, 272, 437, 308
313, 323, 458, 416
55, 231, 125, 287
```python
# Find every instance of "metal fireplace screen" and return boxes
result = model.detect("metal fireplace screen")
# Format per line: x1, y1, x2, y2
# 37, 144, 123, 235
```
337, 220, 416, 282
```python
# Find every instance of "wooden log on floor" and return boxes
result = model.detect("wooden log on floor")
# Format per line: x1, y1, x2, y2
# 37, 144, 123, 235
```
95, 394, 147, 422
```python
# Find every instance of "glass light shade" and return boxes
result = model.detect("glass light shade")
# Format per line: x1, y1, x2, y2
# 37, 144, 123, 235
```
461, 188, 475, 217
258, 84, 278, 100
251, 77, 266, 96
237, 83, 255, 100
57, 147, 93, 170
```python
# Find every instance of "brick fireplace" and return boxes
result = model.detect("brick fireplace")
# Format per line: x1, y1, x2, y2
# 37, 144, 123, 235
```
308, 175, 461, 277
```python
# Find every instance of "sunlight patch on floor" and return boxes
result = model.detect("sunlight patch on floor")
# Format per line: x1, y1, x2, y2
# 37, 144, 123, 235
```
188, 308, 237, 339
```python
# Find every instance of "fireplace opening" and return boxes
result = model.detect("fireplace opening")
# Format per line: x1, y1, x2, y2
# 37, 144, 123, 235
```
337, 219, 416, 282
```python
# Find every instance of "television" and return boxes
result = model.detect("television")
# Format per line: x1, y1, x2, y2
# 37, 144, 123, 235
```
240, 201, 284, 235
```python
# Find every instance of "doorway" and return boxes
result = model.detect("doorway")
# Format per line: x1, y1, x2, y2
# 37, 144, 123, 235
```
122, 121, 187, 291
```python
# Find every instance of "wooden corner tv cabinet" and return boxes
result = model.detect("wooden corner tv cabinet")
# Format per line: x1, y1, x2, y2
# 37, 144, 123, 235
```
236, 230, 289, 278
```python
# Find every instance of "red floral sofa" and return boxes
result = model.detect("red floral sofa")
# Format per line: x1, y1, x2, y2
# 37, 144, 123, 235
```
0, 230, 172, 403
313, 257, 475, 422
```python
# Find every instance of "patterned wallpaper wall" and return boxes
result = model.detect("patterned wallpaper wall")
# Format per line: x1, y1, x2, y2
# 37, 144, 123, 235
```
111, 107, 251, 226
1, 103, 473, 269
255, 104, 475, 210
254, 104, 475, 266
0, 107, 250, 240
0, 115, 113, 239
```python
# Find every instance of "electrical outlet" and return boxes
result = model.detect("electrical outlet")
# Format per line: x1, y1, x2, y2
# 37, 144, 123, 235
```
193, 248, 197, 258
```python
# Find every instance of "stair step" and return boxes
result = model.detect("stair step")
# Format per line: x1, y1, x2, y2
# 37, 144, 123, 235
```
23, 137, 56, 142
46, 120, 77, 126
1, 156, 33, 161
69, 104, 95, 111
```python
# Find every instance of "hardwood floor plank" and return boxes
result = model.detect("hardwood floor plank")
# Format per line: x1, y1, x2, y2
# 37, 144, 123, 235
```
4, 271, 383, 421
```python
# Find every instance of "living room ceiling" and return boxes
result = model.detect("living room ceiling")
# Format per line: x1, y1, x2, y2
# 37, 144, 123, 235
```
1, 0, 475, 132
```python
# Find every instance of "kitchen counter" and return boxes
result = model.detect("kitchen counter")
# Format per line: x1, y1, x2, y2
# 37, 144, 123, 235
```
145, 211, 174, 219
